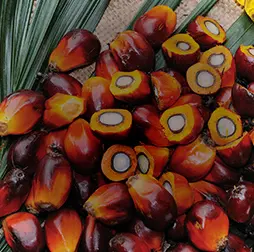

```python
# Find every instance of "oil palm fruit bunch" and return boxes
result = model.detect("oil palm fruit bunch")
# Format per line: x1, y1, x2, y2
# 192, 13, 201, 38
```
0, 1, 253, 251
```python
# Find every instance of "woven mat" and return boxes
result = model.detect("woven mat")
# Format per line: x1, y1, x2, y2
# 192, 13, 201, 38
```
71, 0, 243, 83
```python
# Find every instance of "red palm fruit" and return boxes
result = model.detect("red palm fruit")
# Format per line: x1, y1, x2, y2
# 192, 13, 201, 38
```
25, 155, 72, 214
95, 50, 120, 80
248, 82, 254, 92
133, 5, 176, 48
217, 132, 252, 169
242, 152, 254, 182
82, 77, 115, 118
84, 183, 134, 226
186, 200, 229, 251
8, 131, 45, 175
132, 104, 170, 147
0, 90, 45, 136
43, 93, 86, 129
109, 233, 150, 252
80, 215, 114, 252
70, 172, 96, 213
166, 214, 187, 242
225, 233, 251, 252
216, 87, 232, 108
190, 180, 228, 206
126, 174, 177, 231
45, 209, 82, 252
204, 156, 240, 189
192, 189, 204, 204
128, 217, 164, 251
135, 145, 173, 178
110, 30, 155, 72
172, 93, 211, 123
0, 168, 30, 217
43, 73, 82, 98
232, 83, 254, 118
36, 129, 67, 160
169, 136, 216, 182
227, 181, 254, 223
160, 172, 194, 215
169, 243, 198, 252
49, 29, 101, 72
3, 212, 45, 252
64, 119, 102, 175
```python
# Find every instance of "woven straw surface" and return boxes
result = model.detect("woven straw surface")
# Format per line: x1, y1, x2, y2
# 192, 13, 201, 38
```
71, 0, 243, 83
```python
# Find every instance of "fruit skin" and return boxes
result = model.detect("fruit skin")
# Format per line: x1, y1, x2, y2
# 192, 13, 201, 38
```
25, 154, 72, 214
3, 212, 45, 252
0, 168, 31, 217
235, 45, 254, 82
169, 136, 216, 182
225, 233, 251, 252
160, 172, 194, 215
166, 214, 187, 242
43, 73, 82, 98
133, 5, 176, 48
216, 132, 252, 169
64, 119, 102, 175
227, 181, 254, 223
49, 29, 101, 72
95, 50, 120, 80
84, 183, 134, 226
110, 30, 155, 72
216, 87, 232, 108
0, 90, 45, 136
109, 233, 150, 252
45, 209, 82, 252
186, 200, 229, 251
169, 243, 198, 252
232, 83, 254, 118
82, 77, 115, 118
204, 156, 240, 189
127, 217, 164, 252
80, 215, 114, 252
8, 131, 46, 175
132, 104, 170, 147
126, 174, 177, 231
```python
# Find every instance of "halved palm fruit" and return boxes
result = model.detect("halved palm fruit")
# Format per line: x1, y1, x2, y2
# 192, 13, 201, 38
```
200, 46, 236, 88
186, 63, 222, 95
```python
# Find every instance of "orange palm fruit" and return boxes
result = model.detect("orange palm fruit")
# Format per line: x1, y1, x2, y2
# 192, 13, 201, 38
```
208, 107, 243, 146
160, 172, 194, 215
216, 132, 252, 168
84, 183, 134, 226
25, 155, 72, 214
49, 29, 101, 72
43, 93, 86, 129
101, 145, 137, 182
109, 233, 150, 252
45, 209, 82, 252
162, 33, 200, 73
0, 90, 45, 136
36, 129, 67, 160
134, 145, 173, 178
3, 212, 45, 252
0, 168, 30, 217
169, 136, 216, 181
186, 200, 229, 251
127, 174, 177, 231
128, 217, 165, 252
110, 70, 151, 103
95, 50, 120, 80
64, 119, 102, 175
160, 104, 204, 145
133, 5, 176, 48
187, 16, 226, 49
200, 46, 236, 88
167, 214, 187, 242
110, 30, 155, 72
151, 71, 182, 111
82, 77, 115, 118
132, 104, 170, 147
186, 62, 222, 95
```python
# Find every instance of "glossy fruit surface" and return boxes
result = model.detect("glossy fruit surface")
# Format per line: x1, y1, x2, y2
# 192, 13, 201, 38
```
169, 243, 198, 252
166, 214, 187, 242
225, 233, 251, 252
